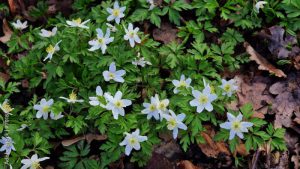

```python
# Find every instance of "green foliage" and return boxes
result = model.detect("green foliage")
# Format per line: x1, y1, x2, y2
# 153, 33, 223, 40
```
59, 141, 101, 169
1, 0, 292, 168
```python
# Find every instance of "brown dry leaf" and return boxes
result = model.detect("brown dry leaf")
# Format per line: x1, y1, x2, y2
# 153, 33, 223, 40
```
153, 23, 179, 44
177, 160, 202, 169
292, 55, 300, 70
8, 0, 18, 15
291, 155, 299, 169
244, 42, 287, 78
62, 134, 107, 146
146, 152, 174, 169
294, 117, 300, 125
0, 19, 13, 43
235, 144, 248, 156
198, 125, 230, 158
0, 72, 10, 83
270, 73, 300, 128
236, 75, 273, 114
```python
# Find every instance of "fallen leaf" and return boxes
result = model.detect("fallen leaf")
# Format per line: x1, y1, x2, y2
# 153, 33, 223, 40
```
177, 160, 202, 169
274, 151, 289, 169
198, 125, 230, 158
235, 144, 248, 156
0, 72, 10, 83
294, 117, 300, 125
0, 19, 13, 43
260, 26, 300, 59
155, 140, 182, 159
61, 134, 107, 146
236, 75, 273, 114
291, 155, 299, 169
153, 23, 179, 44
146, 152, 174, 169
244, 42, 287, 78
8, 0, 18, 15
270, 73, 300, 128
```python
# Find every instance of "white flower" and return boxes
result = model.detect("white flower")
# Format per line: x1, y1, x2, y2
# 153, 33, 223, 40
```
147, 0, 156, 10
172, 74, 192, 94
141, 96, 159, 120
66, 18, 90, 29
0, 136, 15, 155
39, 27, 57, 37
106, 23, 118, 32
59, 91, 84, 104
103, 62, 126, 83
33, 98, 54, 120
189, 85, 217, 113
105, 91, 132, 119
89, 86, 106, 108
153, 94, 169, 120
17, 124, 28, 131
132, 53, 151, 67
44, 40, 62, 61
21, 154, 49, 169
119, 129, 148, 156
0, 99, 14, 114
106, 1, 126, 24
12, 20, 28, 30
219, 79, 238, 97
255, 1, 267, 13
124, 23, 141, 47
163, 110, 187, 139
220, 113, 253, 140
50, 112, 64, 120
88, 28, 114, 54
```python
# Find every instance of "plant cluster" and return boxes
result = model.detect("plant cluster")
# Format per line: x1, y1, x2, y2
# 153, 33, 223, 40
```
1, 0, 294, 168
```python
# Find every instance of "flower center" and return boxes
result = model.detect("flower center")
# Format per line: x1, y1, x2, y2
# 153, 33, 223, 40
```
73, 18, 82, 24
231, 121, 241, 131
32, 161, 41, 169
69, 92, 77, 101
158, 102, 165, 110
168, 118, 177, 129
149, 104, 156, 111
2, 102, 13, 113
109, 72, 115, 79
42, 106, 50, 113
98, 38, 104, 44
178, 81, 187, 87
112, 9, 120, 16
129, 31, 135, 38
115, 100, 123, 108
5, 141, 12, 147
224, 84, 231, 92
129, 137, 137, 146
198, 95, 208, 104
46, 45, 55, 54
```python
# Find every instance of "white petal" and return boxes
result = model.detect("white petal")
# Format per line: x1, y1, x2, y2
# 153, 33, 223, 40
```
107, 15, 115, 21
229, 130, 236, 140
220, 122, 231, 129
196, 105, 204, 113
236, 132, 244, 139
204, 103, 213, 112
172, 128, 178, 139
227, 113, 236, 122
125, 145, 133, 156
96, 86, 103, 96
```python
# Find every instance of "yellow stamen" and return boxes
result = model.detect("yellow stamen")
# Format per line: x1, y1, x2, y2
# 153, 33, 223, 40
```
32, 161, 41, 169
42, 106, 50, 113
46, 45, 55, 54
129, 138, 137, 146
149, 104, 156, 111
168, 118, 177, 128
158, 103, 165, 110
73, 18, 82, 24
178, 81, 187, 87
2, 102, 13, 113
224, 84, 231, 92
109, 73, 115, 79
98, 38, 104, 44
198, 95, 208, 104
69, 91, 77, 101
112, 9, 120, 16
115, 100, 123, 108
232, 121, 241, 130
